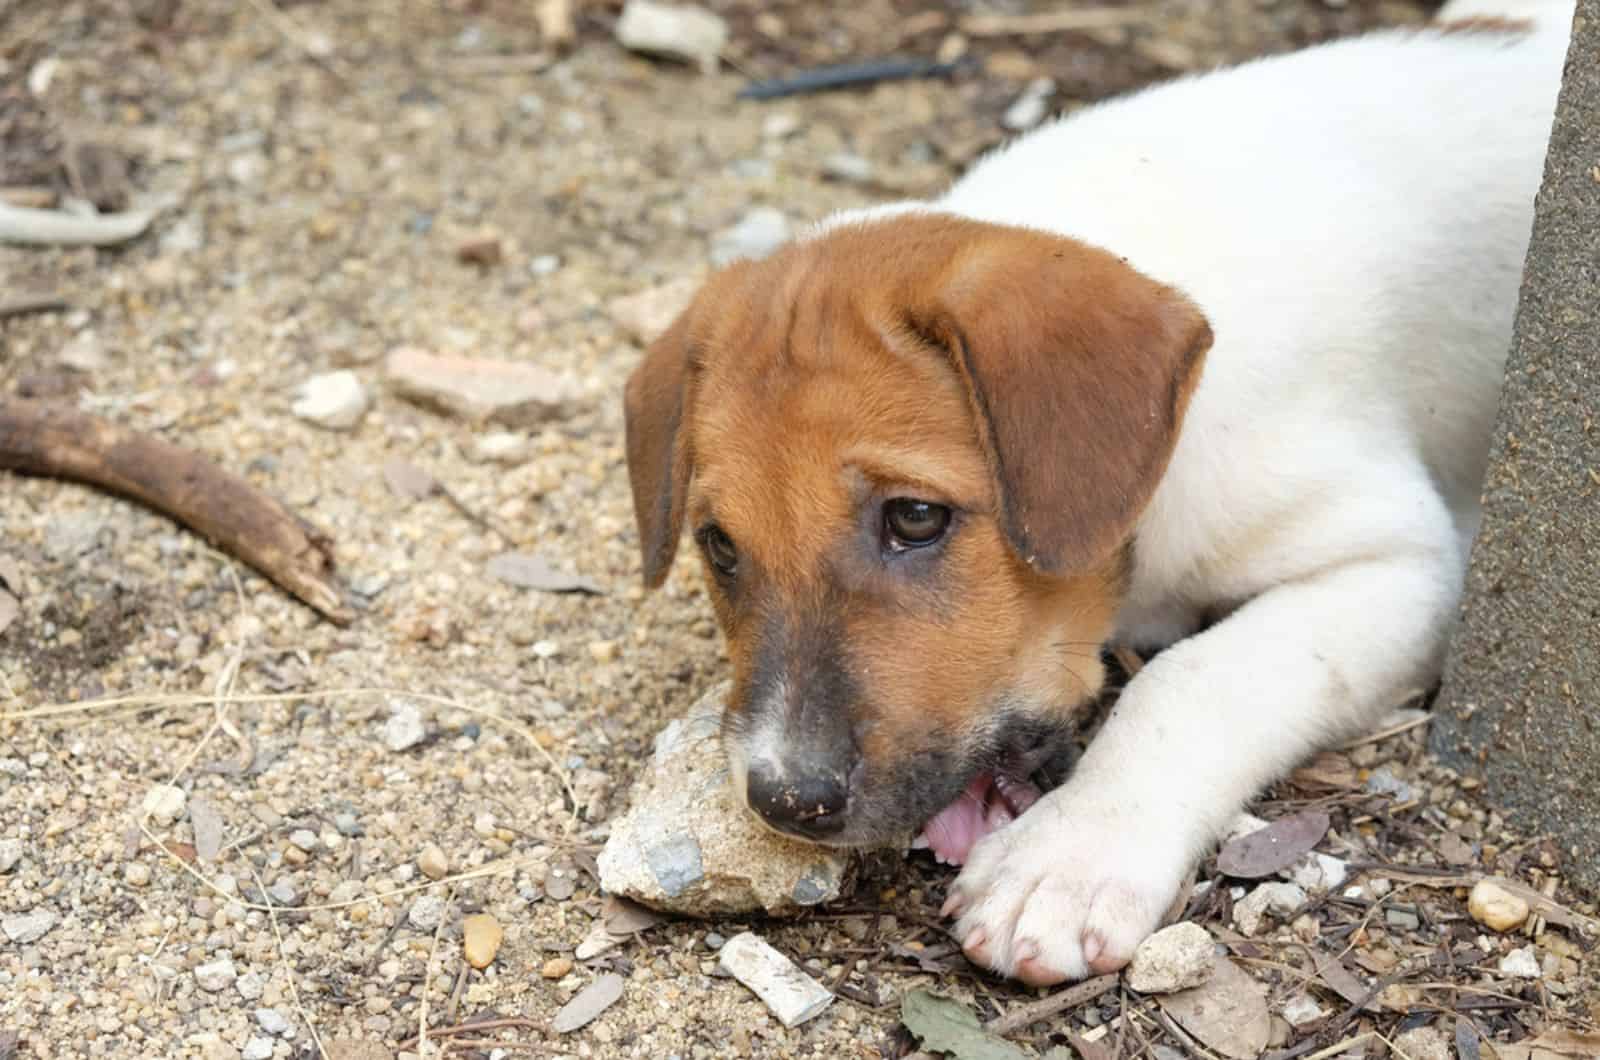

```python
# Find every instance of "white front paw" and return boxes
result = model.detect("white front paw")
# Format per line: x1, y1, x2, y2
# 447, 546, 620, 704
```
941, 788, 1191, 985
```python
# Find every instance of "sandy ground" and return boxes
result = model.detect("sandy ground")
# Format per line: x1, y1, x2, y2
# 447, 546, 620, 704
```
2, 1, 1595, 1058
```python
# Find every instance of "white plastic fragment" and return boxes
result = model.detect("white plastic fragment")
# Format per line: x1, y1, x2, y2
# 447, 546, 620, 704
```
717, 931, 833, 1028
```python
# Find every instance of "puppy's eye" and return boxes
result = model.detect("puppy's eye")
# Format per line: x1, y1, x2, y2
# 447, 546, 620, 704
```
699, 524, 738, 576
883, 498, 951, 549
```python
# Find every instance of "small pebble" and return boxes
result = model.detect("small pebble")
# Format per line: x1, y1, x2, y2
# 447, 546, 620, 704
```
408, 895, 447, 932
124, 862, 152, 887
1233, 881, 1306, 936
821, 152, 874, 184
0, 838, 21, 873
382, 700, 427, 752
291, 370, 369, 431
2, 909, 57, 944
588, 640, 619, 663
456, 235, 503, 267
1385, 907, 1420, 931
267, 880, 298, 906
1392, 1025, 1452, 1060
1002, 77, 1056, 131
463, 913, 504, 969
711, 207, 790, 266
1281, 993, 1326, 1030
241, 1037, 274, 1060
288, 829, 318, 852
236, 972, 265, 1001
142, 783, 187, 823
1498, 945, 1542, 979
255, 1008, 291, 1035
703, 932, 726, 951
762, 113, 801, 140
194, 957, 238, 992
542, 956, 574, 979
418, 844, 450, 881
1468, 879, 1530, 932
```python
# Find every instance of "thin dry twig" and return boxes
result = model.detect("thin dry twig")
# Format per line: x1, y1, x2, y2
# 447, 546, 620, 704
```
985, 973, 1120, 1036
6, 685, 580, 825
417, 884, 454, 1055
247, 862, 330, 1060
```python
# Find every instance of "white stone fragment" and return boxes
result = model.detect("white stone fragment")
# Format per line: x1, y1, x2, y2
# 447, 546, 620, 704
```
381, 699, 427, 752
711, 207, 790, 266
615, 0, 729, 73
717, 931, 833, 1027
1286, 852, 1348, 893
1281, 993, 1326, 1030
2, 909, 57, 943
194, 957, 238, 992
141, 783, 188, 823
291, 370, 369, 430
1233, 881, 1307, 936
1498, 945, 1542, 978
1127, 922, 1215, 994
1002, 77, 1056, 131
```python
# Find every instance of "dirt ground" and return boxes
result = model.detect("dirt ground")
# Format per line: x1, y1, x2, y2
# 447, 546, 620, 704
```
2, 1, 1596, 1058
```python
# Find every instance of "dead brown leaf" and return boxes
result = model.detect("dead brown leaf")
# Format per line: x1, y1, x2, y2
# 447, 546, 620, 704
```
1494, 1029, 1600, 1060
1217, 810, 1330, 878
1155, 957, 1271, 1060
601, 894, 663, 936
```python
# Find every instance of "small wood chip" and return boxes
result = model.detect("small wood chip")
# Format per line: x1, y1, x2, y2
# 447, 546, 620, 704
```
551, 973, 624, 1033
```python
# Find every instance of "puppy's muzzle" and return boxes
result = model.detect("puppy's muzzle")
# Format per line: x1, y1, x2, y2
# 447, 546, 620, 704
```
744, 755, 851, 840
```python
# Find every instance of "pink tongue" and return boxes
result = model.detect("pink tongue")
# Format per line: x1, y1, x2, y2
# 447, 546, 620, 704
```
916, 772, 1043, 866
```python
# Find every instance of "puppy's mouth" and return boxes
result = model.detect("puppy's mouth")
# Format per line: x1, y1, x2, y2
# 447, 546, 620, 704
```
912, 770, 1043, 866
910, 720, 1071, 866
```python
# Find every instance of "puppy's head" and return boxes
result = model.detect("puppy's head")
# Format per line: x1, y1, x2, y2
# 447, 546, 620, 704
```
624, 214, 1211, 847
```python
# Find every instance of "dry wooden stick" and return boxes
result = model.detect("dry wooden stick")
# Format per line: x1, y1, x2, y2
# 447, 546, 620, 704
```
0, 397, 353, 624
986, 973, 1120, 1035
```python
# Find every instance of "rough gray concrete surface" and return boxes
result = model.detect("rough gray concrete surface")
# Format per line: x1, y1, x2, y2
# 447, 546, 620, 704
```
1432, 0, 1600, 891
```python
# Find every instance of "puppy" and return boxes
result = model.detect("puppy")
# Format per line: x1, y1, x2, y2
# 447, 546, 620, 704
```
623, 3, 1571, 985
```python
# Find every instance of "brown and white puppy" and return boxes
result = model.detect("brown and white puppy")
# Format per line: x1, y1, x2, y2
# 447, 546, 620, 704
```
623, 5, 1568, 986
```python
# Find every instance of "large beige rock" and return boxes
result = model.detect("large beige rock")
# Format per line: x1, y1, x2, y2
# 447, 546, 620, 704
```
598, 683, 852, 916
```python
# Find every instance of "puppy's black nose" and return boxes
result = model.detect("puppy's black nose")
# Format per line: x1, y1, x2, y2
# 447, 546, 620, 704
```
745, 761, 849, 839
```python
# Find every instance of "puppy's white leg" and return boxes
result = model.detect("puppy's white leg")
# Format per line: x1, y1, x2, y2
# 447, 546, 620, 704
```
946, 477, 1463, 985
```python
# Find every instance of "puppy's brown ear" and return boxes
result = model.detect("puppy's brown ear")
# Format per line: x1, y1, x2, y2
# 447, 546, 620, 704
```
624, 307, 698, 588
919, 226, 1212, 573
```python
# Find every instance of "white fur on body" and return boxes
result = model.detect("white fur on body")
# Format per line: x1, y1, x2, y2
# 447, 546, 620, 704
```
819, 7, 1570, 980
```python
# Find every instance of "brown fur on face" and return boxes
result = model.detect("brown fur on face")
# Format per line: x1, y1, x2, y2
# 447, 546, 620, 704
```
624, 214, 1212, 845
